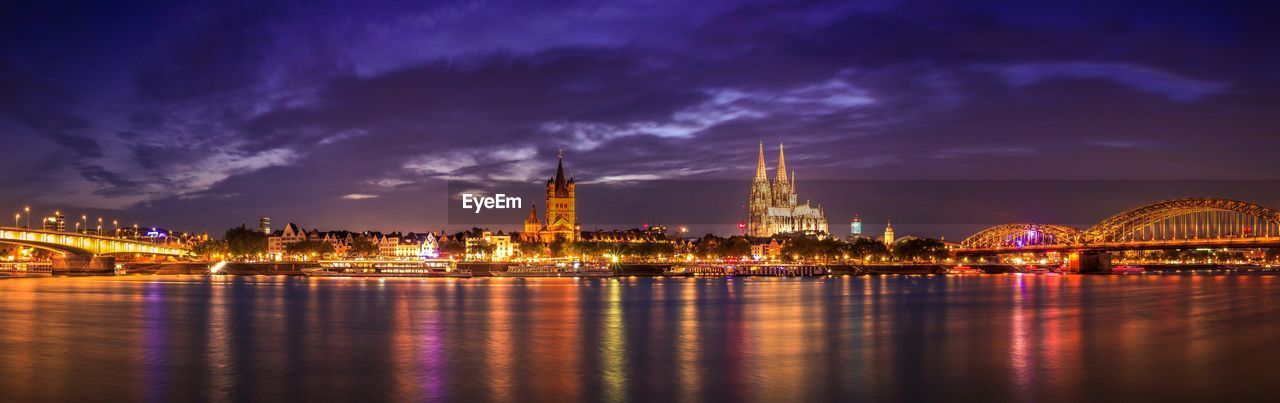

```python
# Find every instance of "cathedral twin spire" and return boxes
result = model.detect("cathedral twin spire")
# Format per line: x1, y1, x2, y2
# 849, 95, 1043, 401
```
753, 142, 791, 191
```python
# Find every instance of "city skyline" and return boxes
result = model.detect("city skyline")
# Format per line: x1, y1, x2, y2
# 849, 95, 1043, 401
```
4, 1, 1280, 236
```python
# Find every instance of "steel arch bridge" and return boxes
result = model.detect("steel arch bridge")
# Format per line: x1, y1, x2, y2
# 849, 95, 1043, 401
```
960, 224, 1085, 249
0, 227, 191, 257
1084, 198, 1280, 243
960, 198, 1280, 251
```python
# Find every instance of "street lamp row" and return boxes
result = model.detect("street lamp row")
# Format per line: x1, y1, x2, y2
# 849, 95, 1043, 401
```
13, 206, 138, 239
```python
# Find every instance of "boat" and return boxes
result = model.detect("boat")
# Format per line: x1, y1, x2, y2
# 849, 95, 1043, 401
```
494, 261, 615, 278
945, 265, 985, 274
1112, 265, 1145, 274
0, 261, 54, 278
303, 259, 471, 278
1017, 266, 1057, 274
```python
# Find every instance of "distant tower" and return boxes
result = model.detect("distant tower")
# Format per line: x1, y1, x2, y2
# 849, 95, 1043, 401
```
522, 205, 542, 242
883, 219, 895, 246
259, 216, 271, 235
851, 215, 862, 236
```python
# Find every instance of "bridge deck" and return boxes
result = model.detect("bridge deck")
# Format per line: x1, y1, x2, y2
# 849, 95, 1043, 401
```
0, 227, 191, 256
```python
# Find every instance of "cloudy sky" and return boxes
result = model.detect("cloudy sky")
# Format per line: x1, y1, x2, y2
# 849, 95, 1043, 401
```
2, 0, 1278, 238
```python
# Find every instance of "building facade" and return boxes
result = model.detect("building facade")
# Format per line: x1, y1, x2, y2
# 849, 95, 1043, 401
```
747, 143, 829, 238
520, 152, 579, 242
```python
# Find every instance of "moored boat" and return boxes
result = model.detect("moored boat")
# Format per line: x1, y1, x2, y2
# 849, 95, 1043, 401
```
494, 262, 615, 278
946, 265, 985, 274
304, 259, 471, 278
1112, 265, 1145, 274
0, 261, 54, 278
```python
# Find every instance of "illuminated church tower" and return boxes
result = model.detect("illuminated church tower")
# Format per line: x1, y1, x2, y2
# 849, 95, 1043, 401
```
522, 150, 578, 243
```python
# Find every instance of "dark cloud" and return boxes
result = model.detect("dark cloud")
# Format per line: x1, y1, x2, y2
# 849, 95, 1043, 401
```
133, 3, 282, 102
0, 60, 102, 157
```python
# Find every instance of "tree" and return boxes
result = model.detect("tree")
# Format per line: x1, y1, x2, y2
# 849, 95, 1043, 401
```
191, 239, 229, 260
719, 236, 751, 259
891, 238, 949, 262
517, 240, 545, 258
348, 238, 379, 257
285, 240, 335, 258
847, 238, 890, 261
224, 225, 267, 259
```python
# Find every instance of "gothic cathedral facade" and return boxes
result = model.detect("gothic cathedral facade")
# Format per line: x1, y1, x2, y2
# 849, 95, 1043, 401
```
748, 142, 830, 238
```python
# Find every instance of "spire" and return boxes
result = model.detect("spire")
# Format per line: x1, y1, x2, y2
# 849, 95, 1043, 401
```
554, 150, 567, 191
776, 143, 789, 186
790, 170, 796, 192
526, 205, 539, 224
754, 141, 767, 181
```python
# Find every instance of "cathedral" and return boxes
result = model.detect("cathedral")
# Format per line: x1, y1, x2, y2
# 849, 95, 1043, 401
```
748, 143, 830, 238
521, 151, 579, 242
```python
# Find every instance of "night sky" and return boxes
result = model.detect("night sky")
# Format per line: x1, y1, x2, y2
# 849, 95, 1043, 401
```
3, 1, 1279, 239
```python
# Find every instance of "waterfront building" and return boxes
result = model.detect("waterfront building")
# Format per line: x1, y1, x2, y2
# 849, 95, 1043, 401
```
747, 143, 829, 238
420, 233, 439, 258
467, 230, 513, 261
267, 223, 307, 260
259, 216, 271, 234
751, 238, 783, 261
520, 151, 579, 242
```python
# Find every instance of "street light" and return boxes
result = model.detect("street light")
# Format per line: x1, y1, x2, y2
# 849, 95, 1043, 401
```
97, 217, 103, 235
23, 206, 29, 229
14, 213, 19, 228
81, 215, 87, 233
113, 220, 118, 237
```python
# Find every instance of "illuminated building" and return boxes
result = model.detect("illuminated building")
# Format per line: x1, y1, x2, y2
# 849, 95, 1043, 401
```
883, 219, 895, 246
267, 223, 306, 260
467, 230, 514, 261
259, 216, 271, 234
751, 238, 783, 261
851, 215, 862, 236
520, 151, 578, 242
747, 142, 829, 238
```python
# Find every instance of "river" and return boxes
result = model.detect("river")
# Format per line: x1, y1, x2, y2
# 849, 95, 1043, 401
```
0, 274, 1278, 401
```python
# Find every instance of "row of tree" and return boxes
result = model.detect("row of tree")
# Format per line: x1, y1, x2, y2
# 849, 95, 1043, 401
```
191, 224, 384, 259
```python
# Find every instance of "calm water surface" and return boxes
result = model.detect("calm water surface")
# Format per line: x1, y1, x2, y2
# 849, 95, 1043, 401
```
1, 275, 1279, 402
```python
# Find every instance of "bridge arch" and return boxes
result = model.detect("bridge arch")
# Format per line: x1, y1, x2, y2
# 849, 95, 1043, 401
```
1084, 198, 1280, 243
961, 224, 1085, 249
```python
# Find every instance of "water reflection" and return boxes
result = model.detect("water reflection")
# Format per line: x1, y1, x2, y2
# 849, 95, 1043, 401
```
0, 275, 1279, 401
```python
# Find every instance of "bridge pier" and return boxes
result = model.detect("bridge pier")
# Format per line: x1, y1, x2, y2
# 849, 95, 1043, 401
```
51, 255, 116, 275
1067, 251, 1111, 274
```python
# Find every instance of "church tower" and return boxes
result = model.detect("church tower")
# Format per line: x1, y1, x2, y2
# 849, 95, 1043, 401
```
883, 219, 895, 246
748, 142, 772, 237
543, 150, 578, 242
521, 205, 542, 242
